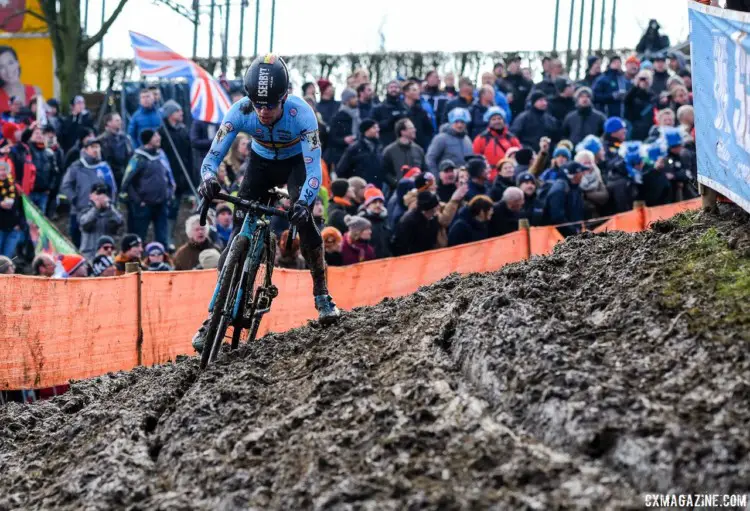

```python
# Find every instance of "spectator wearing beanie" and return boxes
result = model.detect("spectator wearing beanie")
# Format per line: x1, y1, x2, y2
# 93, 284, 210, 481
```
578, 56, 602, 89
464, 157, 491, 202
276, 230, 306, 269
214, 203, 233, 249
436, 160, 458, 203
391, 191, 440, 256
336, 119, 385, 188
540, 146, 572, 182
52, 254, 89, 278
512, 147, 535, 178
325, 88, 360, 169
516, 172, 545, 226
562, 87, 606, 146
91, 254, 116, 277
78, 182, 124, 260
143, 241, 174, 271
359, 185, 391, 259
448, 195, 493, 247
114, 233, 144, 275
489, 187, 525, 237
625, 70, 657, 141
510, 90, 560, 151
472, 106, 521, 168
602, 117, 628, 163
128, 88, 161, 149
426, 108, 473, 174
593, 55, 630, 118
328, 179, 356, 234
341, 215, 375, 265
173, 214, 220, 270
382, 118, 426, 192
196, 248, 221, 270
321, 226, 344, 267
95, 235, 116, 257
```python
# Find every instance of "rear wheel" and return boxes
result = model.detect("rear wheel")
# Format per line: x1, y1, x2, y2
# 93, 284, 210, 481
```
200, 236, 249, 369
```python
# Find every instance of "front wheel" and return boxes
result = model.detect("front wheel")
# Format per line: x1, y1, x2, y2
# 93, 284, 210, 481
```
200, 235, 249, 369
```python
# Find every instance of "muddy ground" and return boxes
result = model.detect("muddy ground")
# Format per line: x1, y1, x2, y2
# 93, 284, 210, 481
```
2, 205, 749, 510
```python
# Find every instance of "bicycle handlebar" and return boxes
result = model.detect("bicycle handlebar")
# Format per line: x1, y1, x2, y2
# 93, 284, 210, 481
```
198, 192, 289, 226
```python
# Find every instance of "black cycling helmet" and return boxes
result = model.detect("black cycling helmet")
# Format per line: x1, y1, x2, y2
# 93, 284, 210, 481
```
243, 53, 289, 107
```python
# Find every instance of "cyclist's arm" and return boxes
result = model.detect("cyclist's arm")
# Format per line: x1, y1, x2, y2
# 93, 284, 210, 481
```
297, 102, 323, 206
199, 100, 247, 181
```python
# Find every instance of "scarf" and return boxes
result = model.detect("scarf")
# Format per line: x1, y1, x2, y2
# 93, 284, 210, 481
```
339, 104, 361, 138
332, 196, 352, 208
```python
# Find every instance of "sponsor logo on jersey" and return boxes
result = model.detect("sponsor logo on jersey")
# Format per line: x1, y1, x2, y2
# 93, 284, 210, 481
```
289, 108, 297, 117
304, 130, 321, 150
308, 177, 320, 189
304, 156, 313, 164
256, 128, 263, 135
216, 122, 234, 142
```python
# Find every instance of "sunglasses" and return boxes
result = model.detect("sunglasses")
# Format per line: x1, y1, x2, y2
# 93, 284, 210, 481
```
251, 101, 280, 112
100, 245, 114, 251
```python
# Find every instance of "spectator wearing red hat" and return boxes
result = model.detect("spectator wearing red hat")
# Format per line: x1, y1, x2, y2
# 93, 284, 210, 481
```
316, 79, 339, 126
625, 55, 641, 81
341, 215, 375, 265
358, 185, 391, 259
53, 254, 88, 278
321, 226, 344, 267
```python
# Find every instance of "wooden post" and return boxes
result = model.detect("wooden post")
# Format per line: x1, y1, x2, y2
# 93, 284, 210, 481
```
519, 218, 531, 260
125, 262, 144, 366
633, 200, 646, 230
700, 183, 719, 212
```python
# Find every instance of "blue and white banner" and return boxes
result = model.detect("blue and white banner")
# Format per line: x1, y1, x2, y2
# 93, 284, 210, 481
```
690, 2, 750, 213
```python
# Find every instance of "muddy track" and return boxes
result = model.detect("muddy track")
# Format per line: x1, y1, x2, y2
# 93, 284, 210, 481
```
1, 206, 749, 510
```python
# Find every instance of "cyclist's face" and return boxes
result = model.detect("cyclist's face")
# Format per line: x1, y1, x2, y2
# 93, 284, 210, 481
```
253, 102, 283, 125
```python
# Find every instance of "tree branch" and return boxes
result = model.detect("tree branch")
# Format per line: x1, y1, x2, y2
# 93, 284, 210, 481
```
81, 0, 129, 52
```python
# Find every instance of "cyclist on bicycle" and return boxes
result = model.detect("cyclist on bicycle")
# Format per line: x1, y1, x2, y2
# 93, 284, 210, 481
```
193, 54, 340, 351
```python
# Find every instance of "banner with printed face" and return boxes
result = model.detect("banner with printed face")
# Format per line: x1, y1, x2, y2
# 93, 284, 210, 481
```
0, 0, 55, 113
690, 3, 750, 213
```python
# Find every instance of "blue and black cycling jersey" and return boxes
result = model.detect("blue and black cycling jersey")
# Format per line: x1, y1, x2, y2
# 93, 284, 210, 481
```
200, 95, 323, 205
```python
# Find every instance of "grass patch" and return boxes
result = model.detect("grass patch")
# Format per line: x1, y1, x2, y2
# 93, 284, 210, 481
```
672, 210, 702, 229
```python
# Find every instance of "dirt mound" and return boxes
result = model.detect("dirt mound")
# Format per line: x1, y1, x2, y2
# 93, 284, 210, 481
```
2, 206, 749, 510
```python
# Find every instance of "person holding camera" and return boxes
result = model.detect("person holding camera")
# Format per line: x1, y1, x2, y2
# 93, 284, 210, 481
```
78, 183, 124, 260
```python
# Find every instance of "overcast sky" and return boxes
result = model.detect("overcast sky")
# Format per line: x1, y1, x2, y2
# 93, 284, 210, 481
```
90, 0, 689, 67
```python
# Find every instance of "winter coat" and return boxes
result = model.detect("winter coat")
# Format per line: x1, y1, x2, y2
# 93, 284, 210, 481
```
624, 87, 656, 142
544, 176, 585, 237
114, 254, 144, 276
406, 101, 435, 150
504, 73, 535, 119
472, 127, 521, 167
561, 106, 607, 146
360, 208, 392, 259
325, 107, 357, 167
372, 96, 408, 147
548, 96, 576, 124
442, 95, 473, 124
387, 179, 416, 231
159, 121, 194, 195
341, 233, 376, 265
317, 99, 340, 126
489, 201, 521, 237
520, 190, 545, 226
127, 106, 162, 148
510, 107, 560, 151
437, 181, 457, 203
28, 143, 57, 193
425, 127, 473, 174
382, 141, 425, 189
60, 154, 117, 214
336, 137, 385, 188
489, 175, 516, 202
122, 148, 172, 206
391, 208, 439, 256
59, 111, 94, 152
592, 69, 631, 118
447, 206, 489, 247
422, 87, 450, 127
99, 131, 134, 185
173, 238, 219, 271
327, 197, 353, 235
78, 202, 124, 260
8, 142, 36, 195
577, 72, 601, 90
650, 70, 670, 98
464, 180, 490, 202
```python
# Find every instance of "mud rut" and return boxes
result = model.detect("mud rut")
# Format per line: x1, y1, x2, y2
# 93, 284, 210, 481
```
2, 207, 749, 510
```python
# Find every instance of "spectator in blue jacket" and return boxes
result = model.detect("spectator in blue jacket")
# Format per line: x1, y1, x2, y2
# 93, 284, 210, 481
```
127, 88, 161, 148
545, 161, 589, 237
422, 70, 450, 126
593, 56, 631, 118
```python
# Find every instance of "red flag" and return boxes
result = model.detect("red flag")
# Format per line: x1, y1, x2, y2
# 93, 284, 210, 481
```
0, 0, 27, 33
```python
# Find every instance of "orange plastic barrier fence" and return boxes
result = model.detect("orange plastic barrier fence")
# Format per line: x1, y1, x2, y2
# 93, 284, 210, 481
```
0, 200, 702, 389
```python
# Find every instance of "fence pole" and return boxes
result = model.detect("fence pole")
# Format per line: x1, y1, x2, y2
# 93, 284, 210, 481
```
222, 0, 231, 75
519, 218, 531, 260
610, 0, 617, 50
192, 3, 199, 60
588, 0, 596, 54
253, 0, 260, 57
269, 0, 276, 52
567, 0, 577, 71
125, 262, 143, 366
209, 0, 215, 60
553, 0, 561, 52
575, 0, 586, 81
599, 0, 606, 50
700, 183, 719, 212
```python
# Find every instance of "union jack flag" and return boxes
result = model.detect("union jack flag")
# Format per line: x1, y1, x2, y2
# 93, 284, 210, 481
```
129, 31, 232, 124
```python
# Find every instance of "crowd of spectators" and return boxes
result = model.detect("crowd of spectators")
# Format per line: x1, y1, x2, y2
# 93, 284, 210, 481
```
0, 23, 698, 277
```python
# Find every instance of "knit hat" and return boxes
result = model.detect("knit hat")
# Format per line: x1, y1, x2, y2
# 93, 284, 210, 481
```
145, 241, 166, 256
216, 203, 233, 216
528, 90, 547, 106
574, 87, 593, 101
97, 235, 115, 250
576, 134, 604, 155
91, 255, 115, 277
516, 172, 536, 185
199, 248, 221, 269
604, 117, 626, 134
363, 185, 385, 207
161, 99, 182, 119
552, 147, 572, 160
57, 254, 86, 277
341, 88, 357, 104
515, 147, 534, 166
439, 159, 457, 172
447, 108, 471, 124
331, 178, 350, 198
414, 172, 436, 192
417, 191, 439, 211
402, 166, 421, 179
483, 106, 506, 123
121, 233, 142, 252
359, 119, 377, 135
344, 215, 372, 237
317, 78, 332, 92
625, 54, 641, 67
466, 158, 488, 179
586, 55, 601, 70
1, 122, 19, 142
641, 60, 654, 70
321, 226, 343, 245
139, 128, 156, 146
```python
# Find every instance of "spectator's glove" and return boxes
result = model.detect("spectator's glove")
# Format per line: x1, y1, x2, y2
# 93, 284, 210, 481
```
289, 200, 311, 227
198, 175, 221, 202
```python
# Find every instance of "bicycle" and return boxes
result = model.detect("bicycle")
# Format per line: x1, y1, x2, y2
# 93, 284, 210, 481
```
197, 190, 294, 369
